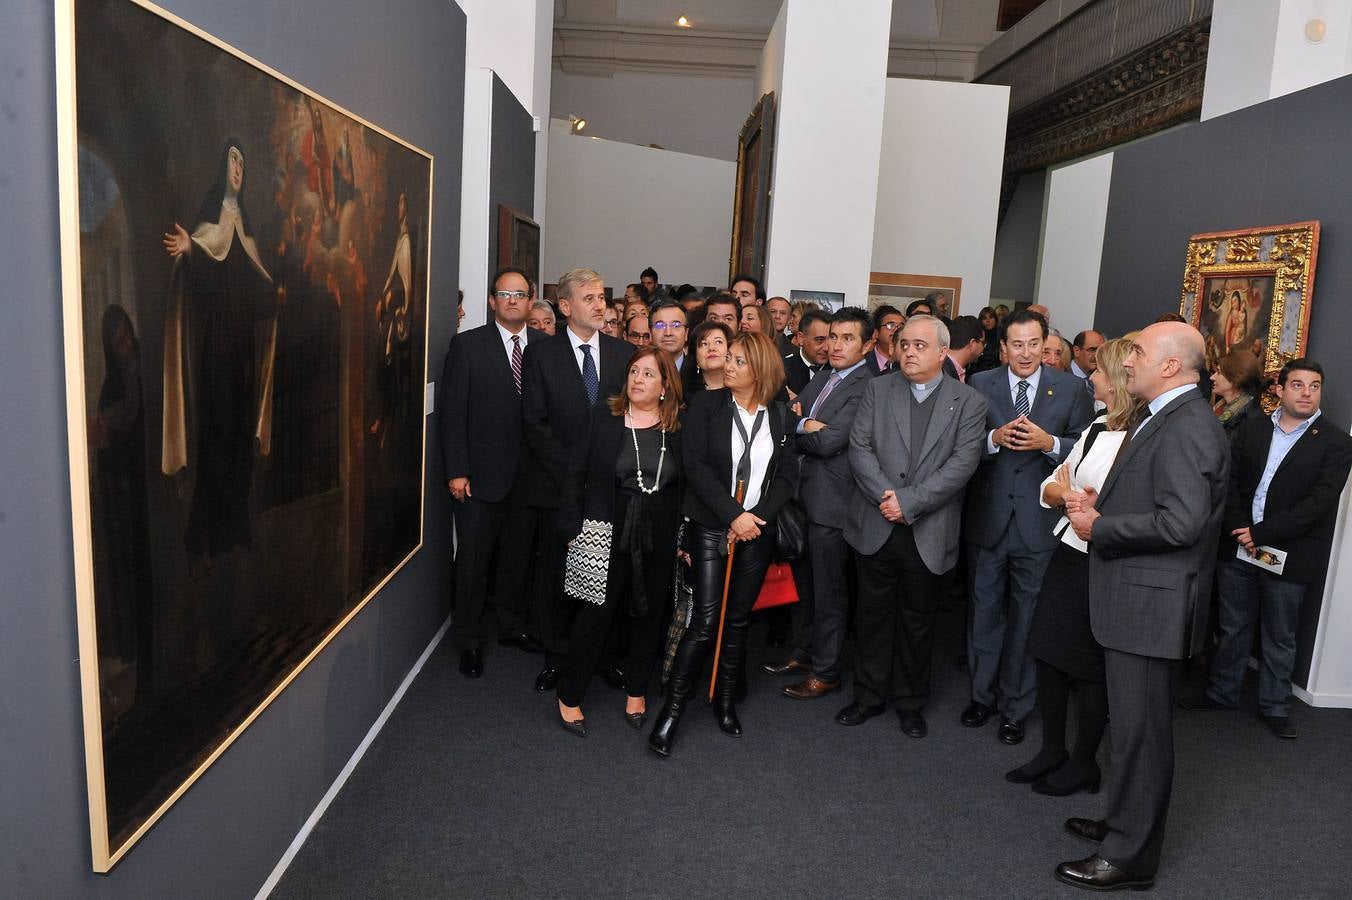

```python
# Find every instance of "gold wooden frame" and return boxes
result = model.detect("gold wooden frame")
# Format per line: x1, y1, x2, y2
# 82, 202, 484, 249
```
1179, 221, 1318, 409
55, 0, 434, 871
867, 272, 963, 316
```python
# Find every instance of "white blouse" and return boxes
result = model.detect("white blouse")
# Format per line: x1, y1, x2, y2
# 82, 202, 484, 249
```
729, 401, 774, 511
1040, 414, 1127, 553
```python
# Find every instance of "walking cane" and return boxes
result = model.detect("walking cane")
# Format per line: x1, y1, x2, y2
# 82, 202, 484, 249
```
709, 479, 747, 702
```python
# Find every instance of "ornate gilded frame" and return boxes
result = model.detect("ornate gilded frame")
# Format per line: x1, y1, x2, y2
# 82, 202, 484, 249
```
728, 91, 776, 285
1179, 221, 1319, 410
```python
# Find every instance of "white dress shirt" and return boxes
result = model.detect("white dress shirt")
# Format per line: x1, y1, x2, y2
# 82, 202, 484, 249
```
495, 320, 528, 369
1040, 415, 1126, 552
986, 366, 1061, 457
565, 326, 602, 382
730, 400, 774, 511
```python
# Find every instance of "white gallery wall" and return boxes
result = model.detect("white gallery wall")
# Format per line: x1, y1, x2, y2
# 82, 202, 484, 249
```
759, 0, 891, 306
1034, 152, 1115, 338
871, 78, 1008, 315
542, 133, 735, 292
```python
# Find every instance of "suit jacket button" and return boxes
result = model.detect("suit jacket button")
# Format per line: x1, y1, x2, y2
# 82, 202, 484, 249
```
1008, 494, 1014, 500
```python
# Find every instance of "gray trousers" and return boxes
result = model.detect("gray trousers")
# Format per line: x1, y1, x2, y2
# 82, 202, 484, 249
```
807, 523, 851, 681
1100, 648, 1182, 879
967, 526, 1054, 719
1207, 555, 1308, 716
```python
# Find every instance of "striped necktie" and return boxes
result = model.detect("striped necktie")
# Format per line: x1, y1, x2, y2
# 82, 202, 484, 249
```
1014, 380, 1030, 417
511, 335, 523, 395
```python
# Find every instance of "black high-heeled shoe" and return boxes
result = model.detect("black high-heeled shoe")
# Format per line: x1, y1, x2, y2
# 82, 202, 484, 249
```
1005, 751, 1069, 784
648, 710, 678, 756
559, 716, 587, 738
1032, 764, 1101, 796
624, 708, 646, 730
714, 698, 742, 737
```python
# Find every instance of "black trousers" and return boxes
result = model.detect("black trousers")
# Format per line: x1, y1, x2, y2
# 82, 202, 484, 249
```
451, 493, 531, 650
853, 523, 943, 710
786, 551, 814, 662
666, 524, 775, 708
557, 491, 678, 707
527, 504, 571, 665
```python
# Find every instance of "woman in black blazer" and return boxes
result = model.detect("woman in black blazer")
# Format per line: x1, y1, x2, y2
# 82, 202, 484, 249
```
649, 331, 796, 756
555, 347, 684, 736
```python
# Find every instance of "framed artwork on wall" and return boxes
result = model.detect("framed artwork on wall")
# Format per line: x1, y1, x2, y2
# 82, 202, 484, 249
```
789, 289, 846, 313
867, 272, 963, 318
1179, 221, 1319, 409
496, 204, 540, 289
55, 0, 434, 870
729, 91, 776, 285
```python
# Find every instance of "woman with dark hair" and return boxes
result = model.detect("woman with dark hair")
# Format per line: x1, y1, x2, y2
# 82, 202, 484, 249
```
648, 332, 797, 756
971, 306, 1000, 375
683, 320, 734, 396
161, 138, 281, 573
555, 348, 685, 736
739, 304, 772, 337
1212, 347, 1263, 442
1007, 336, 1144, 795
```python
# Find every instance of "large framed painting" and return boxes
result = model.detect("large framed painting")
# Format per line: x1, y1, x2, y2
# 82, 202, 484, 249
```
55, 0, 434, 870
1180, 221, 1319, 409
729, 92, 776, 285
868, 272, 963, 318
496, 204, 541, 288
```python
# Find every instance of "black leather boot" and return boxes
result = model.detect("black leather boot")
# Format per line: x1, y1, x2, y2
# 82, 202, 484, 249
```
714, 623, 748, 737
651, 633, 702, 757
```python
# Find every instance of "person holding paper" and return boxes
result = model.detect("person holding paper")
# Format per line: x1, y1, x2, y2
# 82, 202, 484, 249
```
1179, 358, 1352, 739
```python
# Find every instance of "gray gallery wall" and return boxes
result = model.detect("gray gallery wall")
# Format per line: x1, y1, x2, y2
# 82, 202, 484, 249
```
1094, 72, 1352, 687
0, 0, 464, 895
989, 169, 1046, 306
487, 74, 538, 297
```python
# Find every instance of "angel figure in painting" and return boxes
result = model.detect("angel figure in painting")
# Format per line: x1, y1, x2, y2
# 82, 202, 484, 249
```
161, 139, 282, 579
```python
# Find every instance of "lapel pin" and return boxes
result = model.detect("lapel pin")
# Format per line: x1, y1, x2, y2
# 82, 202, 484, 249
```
1046, 389, 1054, 396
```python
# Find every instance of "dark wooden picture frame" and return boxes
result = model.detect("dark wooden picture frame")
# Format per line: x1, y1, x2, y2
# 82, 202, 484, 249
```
729, 91, 776, 285
497, 204, 541, 289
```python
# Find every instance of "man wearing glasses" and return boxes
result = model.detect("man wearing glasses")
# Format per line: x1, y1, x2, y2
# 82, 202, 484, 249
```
869, 305, 904, 375
601, 307, 621, 339
649, 300, 688, 372
625, 313, 651, 347
439, 267, 545, 678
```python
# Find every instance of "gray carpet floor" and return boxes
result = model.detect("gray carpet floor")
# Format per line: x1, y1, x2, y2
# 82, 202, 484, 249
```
272, 609, 1352, 899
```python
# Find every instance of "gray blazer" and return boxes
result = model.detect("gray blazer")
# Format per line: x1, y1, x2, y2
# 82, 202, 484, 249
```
1088, 387, 1229, 659
845, 374, 988, 573
795, 364, 873, 530
963, 364, 1095, 552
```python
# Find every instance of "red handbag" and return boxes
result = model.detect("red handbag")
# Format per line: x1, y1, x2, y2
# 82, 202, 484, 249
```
752, 562, 800, 611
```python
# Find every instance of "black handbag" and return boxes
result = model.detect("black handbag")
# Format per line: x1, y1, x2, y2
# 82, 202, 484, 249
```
773, 497, 808, 562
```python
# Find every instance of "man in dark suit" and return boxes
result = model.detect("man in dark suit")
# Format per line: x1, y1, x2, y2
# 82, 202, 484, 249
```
836, 315, 988, 737
866, 304, 904, 376
1055, 322, 1229, 891
521, 267, 632, 691
765, 308, 876, 699
941, 315, 985, 383
439, 267, 544, 678
962, 310, 1094, 744
1180, 358, 1352, 738
783, 308, 830, 394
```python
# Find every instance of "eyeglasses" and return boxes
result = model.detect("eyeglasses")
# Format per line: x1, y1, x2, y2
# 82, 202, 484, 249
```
493, 290, 530, 300
651, 321, 684, 331
628, 332, 651, 342
879, 322, 902, 332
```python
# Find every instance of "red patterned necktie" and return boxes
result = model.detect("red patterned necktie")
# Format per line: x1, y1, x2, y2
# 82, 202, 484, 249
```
511, 335, 523, 395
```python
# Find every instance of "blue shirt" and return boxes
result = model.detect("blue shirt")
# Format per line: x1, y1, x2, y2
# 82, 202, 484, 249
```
1252, 408, 1321, 523
986, 366, 1061, 457
795, 359, 867, 433
1133, 384, 1197, 437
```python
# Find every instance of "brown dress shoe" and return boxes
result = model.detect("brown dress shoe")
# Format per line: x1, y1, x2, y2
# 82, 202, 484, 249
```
1064, 818, 1109, 843
1055, 854, 1153, 891
782, 675, 842, 700
760, 657, 811, 677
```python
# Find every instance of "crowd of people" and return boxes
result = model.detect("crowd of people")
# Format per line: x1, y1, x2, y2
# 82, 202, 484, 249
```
438, 264, 1352, 892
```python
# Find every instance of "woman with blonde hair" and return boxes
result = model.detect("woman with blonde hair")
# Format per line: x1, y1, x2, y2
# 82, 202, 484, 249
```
1006, 335, 1144, 795
739, 304, 772, 337
649, 332, 796, 756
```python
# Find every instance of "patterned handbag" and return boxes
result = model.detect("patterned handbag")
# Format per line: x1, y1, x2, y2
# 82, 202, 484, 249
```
563, 518, 613, 605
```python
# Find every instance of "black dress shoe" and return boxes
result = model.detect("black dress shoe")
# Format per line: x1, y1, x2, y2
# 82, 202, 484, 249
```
1263, 714, 1297, 739
534, 666, 562, 692
1033, 764, 1101, 796
558, 716, 586, 738
597, 663, 626, 690
458, 649, 483, 678
1178, 694, 1234, 711
960, 701, 993, 727
1005, 751, 1069, 784
835, 701, 885, 726
1055, 854, 1153, 891
998, 717, 1025, 745
760, 657, 811, 676
897, 709, 927, 739
1064, 817, 1109, 844
498, 633, 546, 655
648, 711, 678, 757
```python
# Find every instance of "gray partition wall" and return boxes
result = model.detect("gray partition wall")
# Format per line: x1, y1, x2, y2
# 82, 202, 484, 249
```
0, 0, 464, 894
487, 73, 538, 291
1094, 72, 1352, 687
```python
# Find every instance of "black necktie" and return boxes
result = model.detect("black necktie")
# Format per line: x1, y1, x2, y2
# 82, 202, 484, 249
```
580, 344, 598, 404
731, 403, 766, 496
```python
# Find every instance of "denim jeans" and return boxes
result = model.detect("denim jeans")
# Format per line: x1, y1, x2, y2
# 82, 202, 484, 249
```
1207, 555, 1308, 717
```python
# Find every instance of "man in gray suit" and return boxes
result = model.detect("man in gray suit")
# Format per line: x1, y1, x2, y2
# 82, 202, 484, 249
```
836, 315, 988, 737
962, 310, 1094, 744
1055, 322, 1228, 892
774, 308, 877, 700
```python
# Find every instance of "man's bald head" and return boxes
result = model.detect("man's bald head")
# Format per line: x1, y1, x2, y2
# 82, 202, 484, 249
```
1124, 321, 1205, 401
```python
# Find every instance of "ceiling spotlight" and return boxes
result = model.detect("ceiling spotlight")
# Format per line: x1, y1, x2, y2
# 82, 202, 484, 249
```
568, 114, 587, 134
1305, 18, 1326, 43
676, 15, 692, 28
